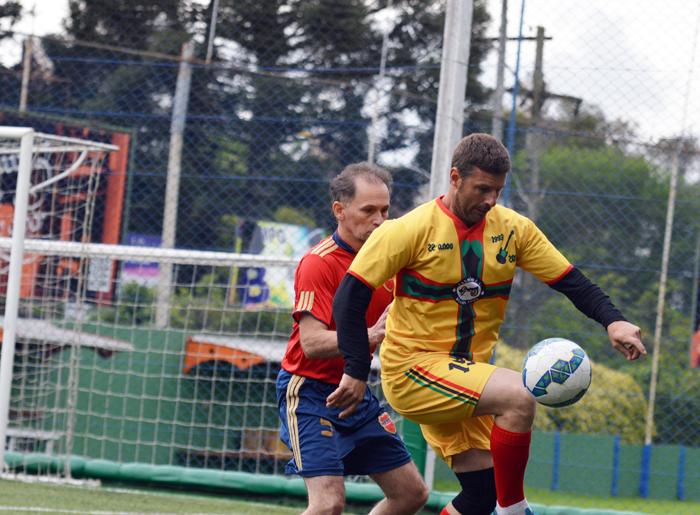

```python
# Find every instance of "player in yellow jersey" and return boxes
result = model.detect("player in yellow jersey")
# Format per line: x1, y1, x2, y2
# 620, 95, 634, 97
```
327, 134, 646, 515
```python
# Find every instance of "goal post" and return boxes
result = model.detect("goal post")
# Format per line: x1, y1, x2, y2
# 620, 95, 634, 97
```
0, 128, 119, 476
0, 127, 35, 473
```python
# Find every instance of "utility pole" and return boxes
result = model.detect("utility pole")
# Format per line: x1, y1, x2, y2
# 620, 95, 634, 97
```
368, 0, 394, 165
513, 26, 546, 350
491, 0, 508, 142
156, 40, 195, 329
429, 0, 474, 198
19, 37, 32, 112
525, 26, 546, 223
205, 0, 220, 64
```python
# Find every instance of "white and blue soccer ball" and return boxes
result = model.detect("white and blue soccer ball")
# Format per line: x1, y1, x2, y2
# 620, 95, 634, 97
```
522, 338, 592, 408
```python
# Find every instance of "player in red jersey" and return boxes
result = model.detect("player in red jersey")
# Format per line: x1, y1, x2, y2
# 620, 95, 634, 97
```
276, 163, 428, 515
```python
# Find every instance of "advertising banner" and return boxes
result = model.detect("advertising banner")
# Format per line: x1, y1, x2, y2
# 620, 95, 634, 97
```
120, 234, 162, 287
232, 221, 325, 309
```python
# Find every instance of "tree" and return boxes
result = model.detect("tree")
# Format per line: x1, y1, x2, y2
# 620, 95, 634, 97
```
0, 1, 21, 40
38, 0, 497, 256
380, 0, 492, 167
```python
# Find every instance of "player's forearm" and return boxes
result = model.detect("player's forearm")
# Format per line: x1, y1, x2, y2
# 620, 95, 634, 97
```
549, 267, 627, 328
333, 274, 374, 380
299, 331, 342, 359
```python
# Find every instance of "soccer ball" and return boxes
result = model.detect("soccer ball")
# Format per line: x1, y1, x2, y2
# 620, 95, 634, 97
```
521, 338, 592, 408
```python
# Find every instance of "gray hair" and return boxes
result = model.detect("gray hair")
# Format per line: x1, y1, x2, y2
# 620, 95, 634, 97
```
329, 162, 392, 222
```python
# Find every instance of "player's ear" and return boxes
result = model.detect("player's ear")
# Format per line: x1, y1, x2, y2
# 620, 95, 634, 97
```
332, 201, 345, 221
449, 167, 462, 189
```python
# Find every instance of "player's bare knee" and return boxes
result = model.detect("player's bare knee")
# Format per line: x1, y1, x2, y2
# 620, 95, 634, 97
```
381, 473, 429, 511
327, 501, 345, 515
306, 489, 345, 515
404, 480, 430, 510
496, 382, 536, 430
414, 481, 431, 509
511, 384, 536, 422
307, 496, 344, 515
388, 484, 429, 514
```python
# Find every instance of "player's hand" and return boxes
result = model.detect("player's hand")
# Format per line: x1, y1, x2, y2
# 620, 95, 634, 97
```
326, 374, 366, 419
608, 320, 646, 361
368, 303, 391, 346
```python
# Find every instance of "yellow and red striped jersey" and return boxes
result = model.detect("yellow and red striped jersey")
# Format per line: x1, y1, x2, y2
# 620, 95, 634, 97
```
347, 197, 572, 377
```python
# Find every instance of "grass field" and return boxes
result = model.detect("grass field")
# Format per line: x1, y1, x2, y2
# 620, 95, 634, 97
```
1, 478, 699, 515
0, 479, 304, 515
0, 479, 438, 515
527, 488, 698, 515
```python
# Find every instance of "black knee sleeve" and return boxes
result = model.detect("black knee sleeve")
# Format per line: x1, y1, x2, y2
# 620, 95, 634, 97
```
451, 467, 497, 515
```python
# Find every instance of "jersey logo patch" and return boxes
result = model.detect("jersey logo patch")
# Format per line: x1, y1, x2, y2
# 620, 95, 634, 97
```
452, 277, 485, 305
378, 412, 397, 434
496, 230, 515, 264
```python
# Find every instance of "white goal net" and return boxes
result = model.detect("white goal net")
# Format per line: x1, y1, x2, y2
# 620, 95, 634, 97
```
0, 128, 316, 480
0, 128, 394, 485
0, 238, 302, 479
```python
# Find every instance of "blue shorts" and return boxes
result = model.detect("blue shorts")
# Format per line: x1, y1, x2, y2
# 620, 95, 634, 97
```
276, 368, 413, 477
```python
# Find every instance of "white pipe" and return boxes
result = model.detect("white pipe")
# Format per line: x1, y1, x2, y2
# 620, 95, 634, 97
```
423, 445, 436, 490
368, 0, 393, 165
28, 150, 88, 193
429, 0, 474, 198
491, 0, 508, 142
0, 238, 299, 268
19, 37, 32, 112
156, 40, 195, 329
0, 128, 35, 471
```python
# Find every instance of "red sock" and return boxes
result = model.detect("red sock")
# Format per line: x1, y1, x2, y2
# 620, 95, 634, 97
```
440, 508, 450, 515
490, 424, 531, 508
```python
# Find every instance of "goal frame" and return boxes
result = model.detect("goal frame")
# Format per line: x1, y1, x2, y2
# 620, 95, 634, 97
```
0, 128, 119, 473
0, 127, 34, 472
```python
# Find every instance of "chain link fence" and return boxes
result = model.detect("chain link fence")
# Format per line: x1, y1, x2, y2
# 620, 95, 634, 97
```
1, 0, 700, 512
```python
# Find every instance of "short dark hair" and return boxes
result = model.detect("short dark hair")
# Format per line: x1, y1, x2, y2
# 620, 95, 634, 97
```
330, 162, 392, 219
451, 133, 511, 177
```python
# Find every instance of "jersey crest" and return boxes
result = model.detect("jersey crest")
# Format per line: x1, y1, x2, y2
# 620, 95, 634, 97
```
378, 412, 397, 434
452, 277, 485, 305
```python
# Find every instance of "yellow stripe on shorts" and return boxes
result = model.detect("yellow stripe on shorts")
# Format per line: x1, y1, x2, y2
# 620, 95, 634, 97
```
285, 374, 306, 470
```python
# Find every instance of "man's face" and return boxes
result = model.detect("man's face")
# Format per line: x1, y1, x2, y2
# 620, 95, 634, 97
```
334, 178, 390, 250
451, 167, 507, 227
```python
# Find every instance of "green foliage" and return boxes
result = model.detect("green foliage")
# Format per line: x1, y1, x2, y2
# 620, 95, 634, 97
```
273, 206, 318, 228
495, 341, 648, 444
65, 0, 194, 49
213, 138, 249, 177
48, 0, 498, 251
96, 273, 293, 337
167, 271, 292, 337
0, 1, 21, 39
98, 282, 155, 326
218, 214, 240, 251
